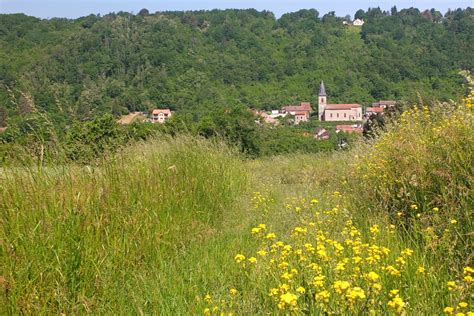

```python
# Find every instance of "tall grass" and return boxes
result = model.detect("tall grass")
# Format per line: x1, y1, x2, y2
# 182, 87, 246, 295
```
349, 101, 473, 265
1, 95, 473, 314
1, 136, 248, 314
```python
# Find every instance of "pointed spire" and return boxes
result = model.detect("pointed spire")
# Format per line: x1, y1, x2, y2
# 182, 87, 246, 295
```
319, 81, 326, 96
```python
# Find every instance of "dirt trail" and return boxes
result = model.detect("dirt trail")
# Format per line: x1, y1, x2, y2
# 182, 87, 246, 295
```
117, 112, 144, 124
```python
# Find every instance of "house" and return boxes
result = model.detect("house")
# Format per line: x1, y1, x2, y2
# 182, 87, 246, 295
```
372, 100, 396, 108
150, 109, 172, 123
314, 128, 330, 140
255, 111, 279, 125
318, 81, 362, 121
336, 124, 363, 134
282, 102, 312, 125
365, 107, 384, 117
353, 18, 365, 26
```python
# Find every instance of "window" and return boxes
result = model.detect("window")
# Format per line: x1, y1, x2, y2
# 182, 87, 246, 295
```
337, 113, 339, 118
344, 113, 347, 118
330, 113, 333, 118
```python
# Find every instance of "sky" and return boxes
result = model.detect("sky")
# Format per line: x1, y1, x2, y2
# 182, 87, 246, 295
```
0, 0, 472, 19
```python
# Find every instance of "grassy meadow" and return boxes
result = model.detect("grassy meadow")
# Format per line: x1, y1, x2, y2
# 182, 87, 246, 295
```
1, 95, 473, 314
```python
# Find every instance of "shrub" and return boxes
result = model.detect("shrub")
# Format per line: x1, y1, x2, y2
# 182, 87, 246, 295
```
350, 93, 473, 264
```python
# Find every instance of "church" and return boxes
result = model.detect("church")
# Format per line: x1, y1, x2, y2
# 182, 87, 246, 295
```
318, 81, 362, 122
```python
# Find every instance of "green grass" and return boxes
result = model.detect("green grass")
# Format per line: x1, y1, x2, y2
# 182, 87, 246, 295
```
1, 98, 473, 314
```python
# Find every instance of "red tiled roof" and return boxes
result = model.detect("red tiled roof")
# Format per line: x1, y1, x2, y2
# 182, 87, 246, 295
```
366, 107, 384, 113
336, 125, 363, 133
293, 110, 309, 116
152, 109, 171, 115
282, 102, 311, 112
325, 104, 361, 110
299, 102, 311, 110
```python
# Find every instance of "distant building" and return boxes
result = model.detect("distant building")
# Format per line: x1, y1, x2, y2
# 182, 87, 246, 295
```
282, 102, 312, 125
314, 128, 330, 140
365, 107, 384, 117
372, 100, 396, 108
255, 111, 279, 125
353, 18, 365, 26
318, 81, 362, 121
336, 124, 363, 134
151, 109, 172, 123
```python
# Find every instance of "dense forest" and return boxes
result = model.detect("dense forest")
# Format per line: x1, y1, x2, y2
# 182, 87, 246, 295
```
0, 7, 472, 160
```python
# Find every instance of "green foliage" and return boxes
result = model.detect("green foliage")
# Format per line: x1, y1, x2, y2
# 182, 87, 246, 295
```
0, 8, 472, 125
63, 114, 124, 162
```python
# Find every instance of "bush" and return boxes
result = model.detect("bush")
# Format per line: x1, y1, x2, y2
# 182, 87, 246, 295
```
350, 94, 473, 263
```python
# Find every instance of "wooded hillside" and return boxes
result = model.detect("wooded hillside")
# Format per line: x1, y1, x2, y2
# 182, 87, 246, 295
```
0, 7, 472, 127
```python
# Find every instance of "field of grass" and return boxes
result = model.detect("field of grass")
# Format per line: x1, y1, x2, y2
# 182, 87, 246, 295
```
1, 94, 473, 314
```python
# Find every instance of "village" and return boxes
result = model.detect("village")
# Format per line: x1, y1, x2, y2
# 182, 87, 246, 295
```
144, 81, 396, 141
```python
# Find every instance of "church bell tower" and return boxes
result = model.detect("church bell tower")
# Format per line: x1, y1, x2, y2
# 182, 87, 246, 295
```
318, 81, 327, 121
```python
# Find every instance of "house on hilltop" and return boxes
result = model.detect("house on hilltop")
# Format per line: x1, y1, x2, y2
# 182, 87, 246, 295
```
150, 109, 172, 123
353, 18, 365, 26
318, 81, 362, 121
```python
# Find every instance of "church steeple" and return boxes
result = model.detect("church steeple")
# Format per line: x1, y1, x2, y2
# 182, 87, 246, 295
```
318, 81, 327, 121
319, 81, 326, 96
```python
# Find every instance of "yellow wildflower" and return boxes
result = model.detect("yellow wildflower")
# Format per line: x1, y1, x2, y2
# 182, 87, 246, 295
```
372, 283, 382, 292
269, 288, 279, 296
346, 287, 366, 302
279, 292, 298, 308
389, 289, 400, 297
248, 257, 257, 264
417, 266, 426, 274
296, 286, 306, 294
464, 266, 474, 274
315, 290, 331, 302
447, 281, 457, 291
204, 294, 212, 303
251, 227, 261, 234
234, 254, 245, 263
444, 307, 454, 314
370, 225, 380, 234
333, 281, 350, 294
388, 295, 405, 313
458, 302, 468, 308
365, 271, 380, 282
230, 288, 238, 296
265, 233, 277, 240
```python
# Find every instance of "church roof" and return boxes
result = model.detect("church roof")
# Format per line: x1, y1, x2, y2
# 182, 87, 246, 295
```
325, 104, 361, 110
319, 81, 326, 96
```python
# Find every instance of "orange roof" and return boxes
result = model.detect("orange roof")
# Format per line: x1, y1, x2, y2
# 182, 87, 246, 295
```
299, 102, 311, 110
325, 104, 361, 110
293, 110, 309, 116
336, 124, 363, 133
152, 109, 171, 115
282, 102, 311, 112
366, 107, 384, 113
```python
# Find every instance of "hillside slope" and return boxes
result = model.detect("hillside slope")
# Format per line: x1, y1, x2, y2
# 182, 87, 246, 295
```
0, 8, 472, 126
